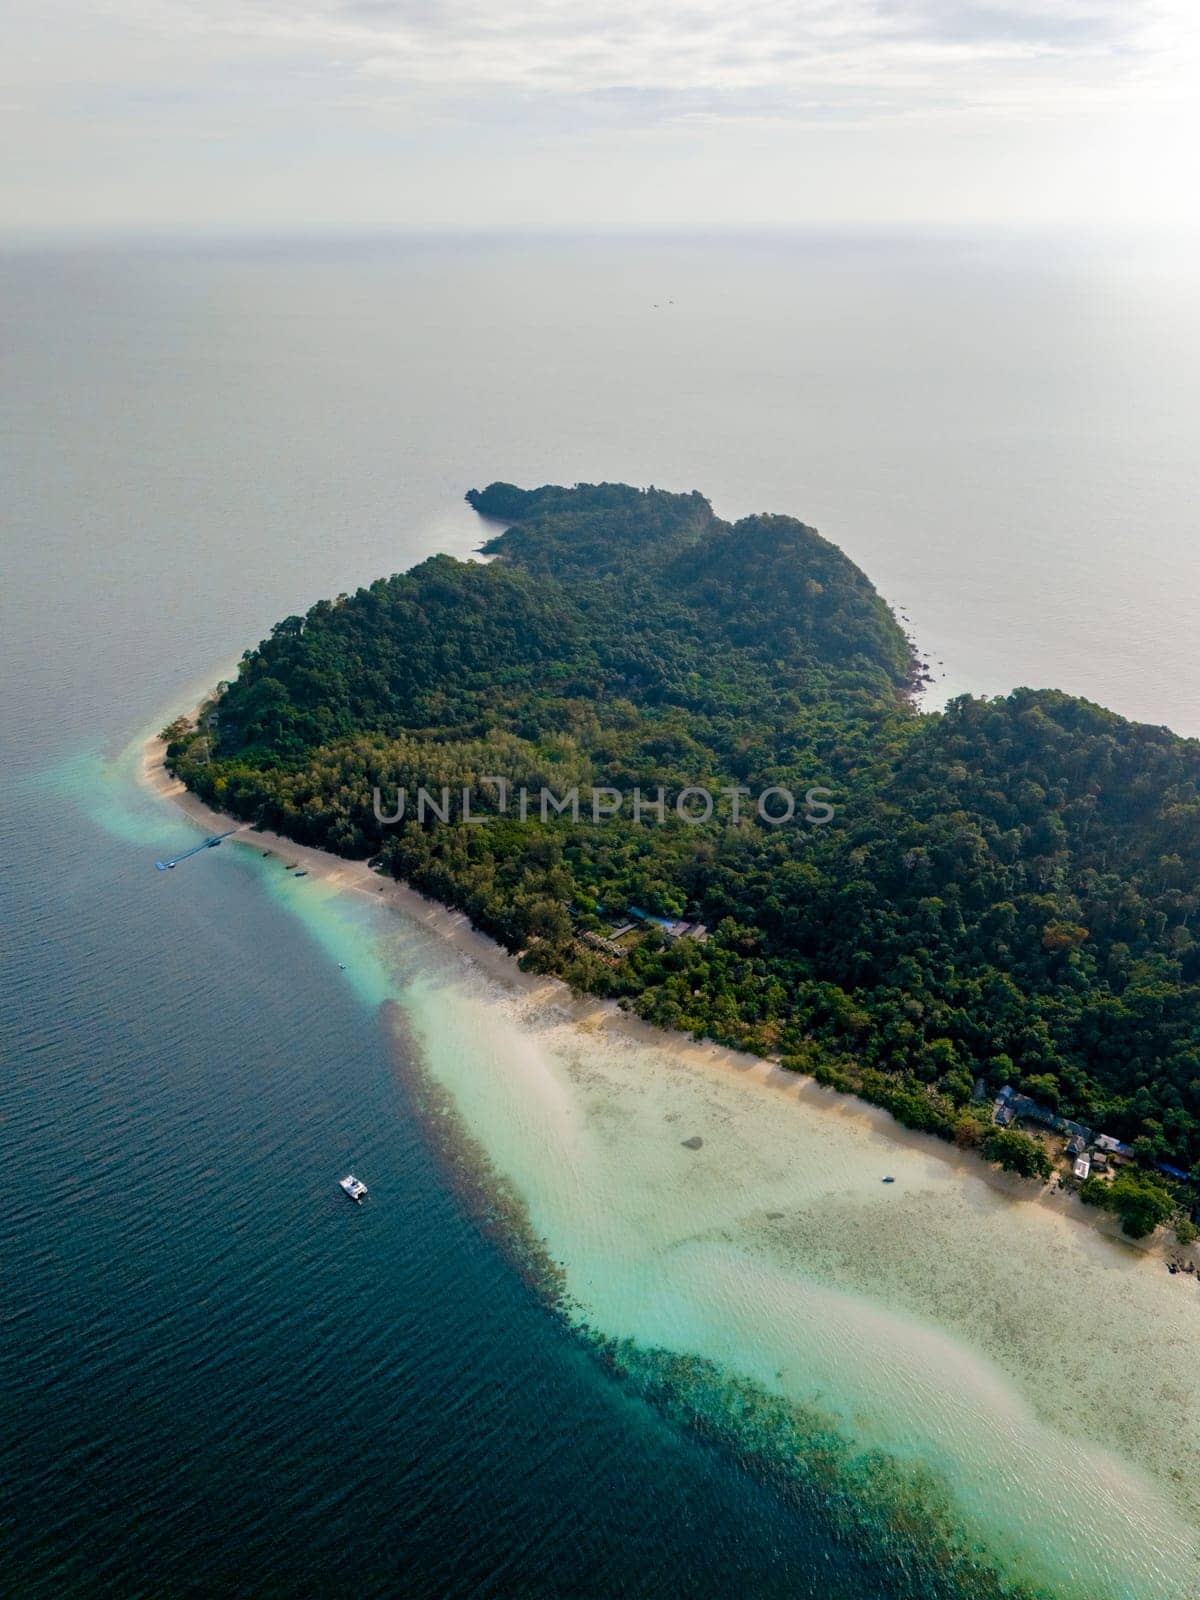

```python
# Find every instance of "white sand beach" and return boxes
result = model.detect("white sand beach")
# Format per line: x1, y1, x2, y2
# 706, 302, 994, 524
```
138, 722, 1200, 1599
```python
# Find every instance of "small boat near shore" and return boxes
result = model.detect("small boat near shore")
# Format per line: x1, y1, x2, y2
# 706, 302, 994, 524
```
338, 1175, 368, 1204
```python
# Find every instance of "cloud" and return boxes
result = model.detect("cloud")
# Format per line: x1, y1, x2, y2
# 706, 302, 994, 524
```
2, 0, 1197, 228
181, 0, 1181, 109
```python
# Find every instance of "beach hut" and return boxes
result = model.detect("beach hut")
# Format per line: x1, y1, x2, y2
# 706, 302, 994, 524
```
1155, 1163, 1191, 1182
1095, 1134, 1134, 1163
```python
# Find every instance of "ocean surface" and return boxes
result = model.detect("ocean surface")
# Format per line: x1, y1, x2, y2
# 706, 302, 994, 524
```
2, 232, 1199, 1598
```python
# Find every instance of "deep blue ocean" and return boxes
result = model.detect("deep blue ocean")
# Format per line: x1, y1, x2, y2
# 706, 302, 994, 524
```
3, 233, 1197, 1597
5, 772, 909, 1599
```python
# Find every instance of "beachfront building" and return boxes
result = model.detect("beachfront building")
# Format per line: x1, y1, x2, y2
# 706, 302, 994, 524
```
992, 1097, 1017, 1128
1095, 1134, 1134, 1163
1156, 1162, 1191, 1182
626, 907, 708, 942
991, 1085, 1093, 1147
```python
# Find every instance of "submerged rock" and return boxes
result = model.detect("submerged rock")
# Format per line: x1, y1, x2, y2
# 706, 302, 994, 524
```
681, 1135, 704, 1150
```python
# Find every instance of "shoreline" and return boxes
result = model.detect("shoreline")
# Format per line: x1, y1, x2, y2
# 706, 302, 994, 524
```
140, 725, 1196, 1270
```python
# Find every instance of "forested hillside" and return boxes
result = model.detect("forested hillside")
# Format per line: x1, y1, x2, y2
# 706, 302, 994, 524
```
166, 481, 1200, 1189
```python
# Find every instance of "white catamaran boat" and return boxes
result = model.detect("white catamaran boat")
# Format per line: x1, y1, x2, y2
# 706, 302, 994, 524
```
338, 1175, 368, 1204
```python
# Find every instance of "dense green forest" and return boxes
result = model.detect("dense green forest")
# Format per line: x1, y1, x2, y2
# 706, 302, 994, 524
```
166, 480, 1200, 1202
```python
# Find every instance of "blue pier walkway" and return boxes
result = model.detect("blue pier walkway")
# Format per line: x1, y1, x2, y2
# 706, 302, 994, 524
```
155, 830, 237, 870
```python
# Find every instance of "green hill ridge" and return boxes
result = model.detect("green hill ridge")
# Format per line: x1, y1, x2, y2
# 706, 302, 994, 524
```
165, 480, 1200, 1209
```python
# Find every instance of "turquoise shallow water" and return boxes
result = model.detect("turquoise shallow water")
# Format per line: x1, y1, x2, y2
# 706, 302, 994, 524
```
387, 908, 1200, 1600
4, 234, 1200, 1597
6, 732, 958, 1600
49, 727, 1200, 1600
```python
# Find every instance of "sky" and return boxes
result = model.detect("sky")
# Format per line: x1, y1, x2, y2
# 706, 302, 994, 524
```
2, 0, 1199, 232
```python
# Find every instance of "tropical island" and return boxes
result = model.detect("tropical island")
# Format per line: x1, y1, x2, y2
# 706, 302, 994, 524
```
163, 481, 1200, 1241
